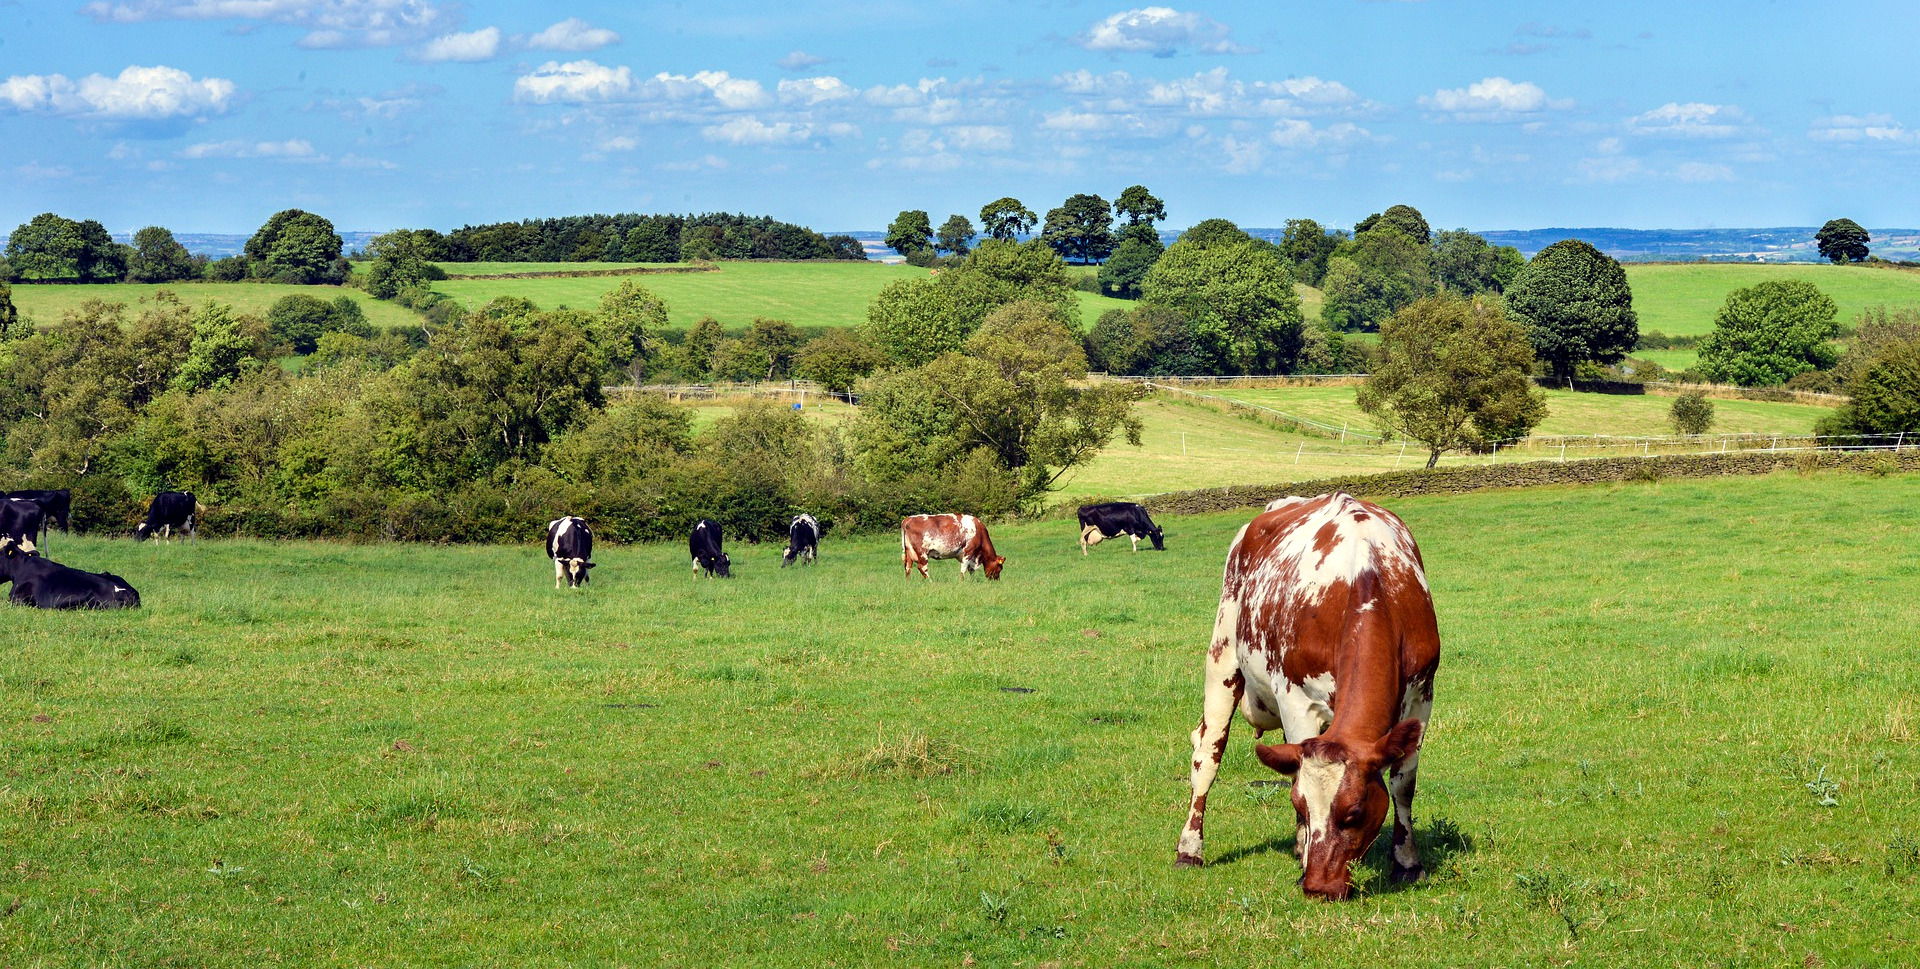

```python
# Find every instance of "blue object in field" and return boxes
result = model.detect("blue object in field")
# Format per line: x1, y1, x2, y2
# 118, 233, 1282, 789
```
793, 402, 803, 410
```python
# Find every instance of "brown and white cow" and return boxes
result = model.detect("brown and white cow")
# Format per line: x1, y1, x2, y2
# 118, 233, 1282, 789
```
1176, 493, 1440, 901
900, 513, 1004, 580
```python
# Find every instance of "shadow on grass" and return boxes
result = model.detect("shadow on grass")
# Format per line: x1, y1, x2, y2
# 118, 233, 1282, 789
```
1211, 836, 1294, 867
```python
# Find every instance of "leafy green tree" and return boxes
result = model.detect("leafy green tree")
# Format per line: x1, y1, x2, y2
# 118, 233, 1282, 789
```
1042, 193, 1115, 264
1695, 279, 1840, 386
1429, 229, 1524, 296
4, 213, 125, 283
363, 229, 449, 299
544, 394, 694, 486
864, 239, 1074, 365
708, 338, 770, 382
935, 214, 976, 258
1357, 295, 1546, 468
2, 299, 187, 474
1833, 306, 1920, 385
246, 209, 343, 284
979, 198, 1037, 241
1320, 230, 1433, 332
795, 329, 886, 397
680, 317, 727, 378
0, 281, 17, 343
1668, 392, 1715, 435
1505, 239, 1639, 381
1354, 204, 1431, 246
127, 226, 199, 283
746, 318, 802, 379
1815, 218, 1870, 264
1141, 235, 1303, 374
1113, 185, 1166, 227
1817, 338, 1920, 437
1278, 218, 1340, 287
623, 221, 682, 262
205, 256, 249, 282
595, 279, 670, 381
1084, 304, 1202, 375
266, 294, 339, 354
328, 295, 372, 339
1097, 226, 1164, 299
173, 301, 267, 393
1178, 218, 1252, 248
885, 210, 934, 256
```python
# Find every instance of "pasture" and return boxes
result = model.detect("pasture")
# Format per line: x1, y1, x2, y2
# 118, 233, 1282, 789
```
1624, 263, 1920, 337
1198, 385, 1835, 438
4, 472, 1918, 966
6, 282, 421, 332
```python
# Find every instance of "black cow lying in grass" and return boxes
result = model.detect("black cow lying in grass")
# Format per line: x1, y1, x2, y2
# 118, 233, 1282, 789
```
0, 537, 142, 610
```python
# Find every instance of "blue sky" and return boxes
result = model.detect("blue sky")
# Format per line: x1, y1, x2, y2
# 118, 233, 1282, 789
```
3, 1, 1917, 236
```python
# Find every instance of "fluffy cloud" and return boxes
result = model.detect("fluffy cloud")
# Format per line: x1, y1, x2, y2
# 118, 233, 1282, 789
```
701, 118, 857, 146
1077, 7, 1255, 56
513, 60, 634, 103
528, 18, 619, 52
1420, 77, 1569, 120
1808, 113, 1918, 144
1055, 68, 1367, 119
1268, 119, 1373, 149
82, 0, 451, 49
641, 71, 770, 111
1628, 102, 1747, 138
415, 27, 500, 63
777, 76, 857, 106
778, 51, 828, 71
1, 65, 235, 120
179, 138, 321, 160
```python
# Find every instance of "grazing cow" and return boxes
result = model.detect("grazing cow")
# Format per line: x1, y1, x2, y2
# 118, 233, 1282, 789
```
5, 489, 71, 537
1176, 493, 1440, 901
1, 498, 45, 550
900, 513, 1004, 580
689, 519, 731, 578
0, 537, 141, 610
782, 514, 820, 568
134, 491, 200, 543
1077, 501, 1165, 555
546, 516, 595, 589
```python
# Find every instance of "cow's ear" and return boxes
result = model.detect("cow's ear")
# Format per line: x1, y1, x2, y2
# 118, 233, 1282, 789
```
1254, 742, 1303, 776
585, 562, 597, 569
1376, 718, 1424, 768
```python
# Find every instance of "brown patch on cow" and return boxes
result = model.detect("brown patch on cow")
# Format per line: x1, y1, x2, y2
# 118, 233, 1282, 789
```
1185, 794, 1207, 830
1174, 852, 1204, 868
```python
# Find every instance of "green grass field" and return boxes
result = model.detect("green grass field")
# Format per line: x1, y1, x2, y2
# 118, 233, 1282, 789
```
7, 282, 423, 332
1205, 385, 1834, 438
5, 471, 1917, 966
1625, 263, 1920, 337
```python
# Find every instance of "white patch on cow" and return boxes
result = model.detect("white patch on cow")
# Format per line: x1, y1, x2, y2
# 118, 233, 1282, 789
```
1297, 757, 1347, 842
112, 585, 126, 593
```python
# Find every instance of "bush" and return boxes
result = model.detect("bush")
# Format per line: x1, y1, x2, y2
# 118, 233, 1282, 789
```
204, 256, 248, 281
1668, 392, 1715, 435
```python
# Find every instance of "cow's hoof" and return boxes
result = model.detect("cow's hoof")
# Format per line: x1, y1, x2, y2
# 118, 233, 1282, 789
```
1174, 853, 1205, 868
1390, 863, 1426, 884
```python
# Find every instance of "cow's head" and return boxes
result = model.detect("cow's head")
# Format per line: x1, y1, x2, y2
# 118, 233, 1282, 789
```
716, 552, 732, 578
564, 558, 594, 588
133, 522, 153, 542
984, 555, 1005, 580
1254, 718, 1422, 900
1149, 525, 1166, 551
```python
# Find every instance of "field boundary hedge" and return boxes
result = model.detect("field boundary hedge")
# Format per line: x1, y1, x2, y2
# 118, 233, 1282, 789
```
441, 266, 720, 281
1129, 449, 1920, 517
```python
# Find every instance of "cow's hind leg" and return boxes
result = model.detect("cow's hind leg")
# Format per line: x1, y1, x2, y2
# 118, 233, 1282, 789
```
1177, 598, 1244, 867
555, 559, 565, 589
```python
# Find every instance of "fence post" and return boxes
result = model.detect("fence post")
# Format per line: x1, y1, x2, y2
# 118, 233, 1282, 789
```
1491, 443, 1497, 465
1341, 422, 1347, 443
1182, 433, 1187, 455
1559, 441, 1566, 462
1900, 431, 1907, 451
1295, 442, 1304, 465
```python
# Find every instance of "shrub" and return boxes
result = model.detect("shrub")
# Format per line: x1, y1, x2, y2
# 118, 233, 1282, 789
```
1668, 392, 1715, 435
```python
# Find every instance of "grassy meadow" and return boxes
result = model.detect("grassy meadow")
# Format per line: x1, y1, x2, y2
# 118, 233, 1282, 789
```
4, 471, 1918, 967
7, 282, 422, 331
1623, 263, 1920, 337
1203, 385, 1835, 438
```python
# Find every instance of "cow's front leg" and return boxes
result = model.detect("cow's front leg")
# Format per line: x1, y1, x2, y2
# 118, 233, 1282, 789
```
1389, 751, 1424, 882
1177, 599, 1244, 867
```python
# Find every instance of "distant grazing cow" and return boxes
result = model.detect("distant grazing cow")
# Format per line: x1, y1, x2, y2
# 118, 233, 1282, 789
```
2, 498, 45, 550
689, 519, 731, 578
900, 513, 1004, 580
135, 491, 200, 543
782, 514, 820, 568
1176, 493, 1440, 901
1077, 501, 1165, 555
546, 516, 595, 589
0, 537, 141, 610
5, 489, 71, 538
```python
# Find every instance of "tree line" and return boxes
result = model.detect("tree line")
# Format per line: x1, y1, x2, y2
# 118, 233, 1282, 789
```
2, 210, 351, 286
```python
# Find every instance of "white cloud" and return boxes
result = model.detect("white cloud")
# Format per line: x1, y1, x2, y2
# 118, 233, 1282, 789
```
1571, 156, 1735, 184
513, 60, 634, 103
1268, 119, 1372, 149
778, 51, 828, 71
599, 135, 639, 152
415, 26, 500, 63
1809, 113, 1918, 144
778, 76, 857, 105
0, 65, 235, 120
1077, 7, 1255, 56
179, 138, 322, 160
528, 18, 619, 52
1628, 102, 1747, 138
1055, 67, 1369, 120
1420, 76, 1569, 120
82, 0, 452, 49
944, 125, 1013, 151
640, 70, 770, 111
703, 118, 813, 145
659, 154, 729, 171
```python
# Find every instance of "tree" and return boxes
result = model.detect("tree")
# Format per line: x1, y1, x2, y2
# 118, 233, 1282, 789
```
246, 210, 343, 284
1320, 229, 1433, 332
1084, 304, 1202, 375
979, 198, 1037, 241
266, 294, 339, 354
1113, 185, 1166, 227
595, 279, 670, 381
363, 229, 449, 299
884, 210, 934, 256
1695, 279, 1840, 386
863, 239, 1074, 365
1177, 218, 1252, 248
1834, 306, 1920, 385
1815, 218, 1870, 264
172, 301, 267, 393
1429, 229, 1523, 296
680, 317, 726, 378
795, 329, 886, 397
4, 213, 125, 283
1817, 338, 1920, 437
1041, 193, 1115, 264
1669, 392, 1715, 435
1278, 218, 1340, 287
0, 281, 17, 344
127, 226, 198, 283
1140, 235, 1304, 374
1356, 295, 1546, 468
1505, 239, 1638, 381
746, 318, 802, 379
935, 214, 976, 258
1097, 226, 1164, 299
1354, 204, 1431, 246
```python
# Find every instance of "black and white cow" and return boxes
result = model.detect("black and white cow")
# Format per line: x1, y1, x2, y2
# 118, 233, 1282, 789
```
1, 498, 46, 550
782, 514, 820, 568
1077, 501, 1166, 555
5, 489, 71, 538
0, 537, 141, 610
690, 518, 731, 578
546, 516, 595, 589
135, 491, 200, 543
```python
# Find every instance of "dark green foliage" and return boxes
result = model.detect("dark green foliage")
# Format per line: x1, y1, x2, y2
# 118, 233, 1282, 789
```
979, 197, 1037, 241
1355, 204, 1431, 246
1816, 218, 1870, 264
936, 214, 976, 257
1097, 225, 1164, 299
1041, 193, 1115, 265
1668, 392, 1715, 435
1321, 229, 1434, 332
1112, 185, 1166, 227
127, 226, 199, 283
1506, 239, 1639, 380
1278, 218, 1341, 287
245, 209, 345, 284
885, 210, 934, 256
1696, 279, 1839, 386
266, 294, 371, 354
204, 256, 249, 282
1834, 306, 1920, 385
1818, 331, 1920, 437
1177, 218, 1252, 249
1357, 295, 1546, 467
863, 239, 1074, 365
795, 328, 886, 396
1430, 229, 1524, 296
5, 213, 126, 283
1141, 235, 1303, 374
363, 229, 450, 300
0, 281, 17, 343
446, 212, 856, 263
1084, 304, 1204, 375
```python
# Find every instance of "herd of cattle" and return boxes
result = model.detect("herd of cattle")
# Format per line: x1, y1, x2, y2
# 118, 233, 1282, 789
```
6, 486, 1436, 900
